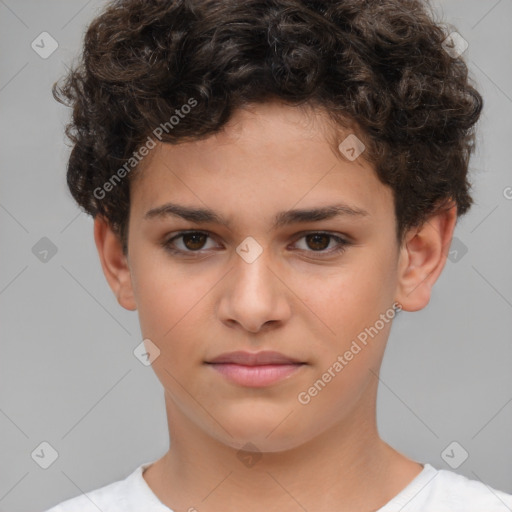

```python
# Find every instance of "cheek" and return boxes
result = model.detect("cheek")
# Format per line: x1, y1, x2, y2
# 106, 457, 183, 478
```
303, 262, 394, 333
296, 318, 392, 425
131, 246, 193, 327
294, 252, 397, 382
131, 259, 216, 363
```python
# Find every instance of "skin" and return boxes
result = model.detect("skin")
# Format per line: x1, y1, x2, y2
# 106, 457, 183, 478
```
94, 100, 457, 512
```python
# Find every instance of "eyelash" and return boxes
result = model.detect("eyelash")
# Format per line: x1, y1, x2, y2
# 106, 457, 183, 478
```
161, 230, 351, 258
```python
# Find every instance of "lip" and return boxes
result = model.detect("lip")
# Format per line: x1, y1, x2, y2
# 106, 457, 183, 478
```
205, 351, 306, 387
206, 350, 304, 365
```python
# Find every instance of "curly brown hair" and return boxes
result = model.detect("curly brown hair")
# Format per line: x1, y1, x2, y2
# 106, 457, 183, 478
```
53, 0, 483, 255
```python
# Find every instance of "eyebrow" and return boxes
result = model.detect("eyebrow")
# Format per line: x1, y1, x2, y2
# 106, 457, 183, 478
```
144, 201, 370, 230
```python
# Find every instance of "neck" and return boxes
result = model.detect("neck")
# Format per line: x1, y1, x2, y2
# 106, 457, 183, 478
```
143, 388, 422, 512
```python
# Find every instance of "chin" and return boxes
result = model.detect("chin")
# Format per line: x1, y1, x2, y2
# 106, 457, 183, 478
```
222, 433, 307, 454
207, 414, 313, 454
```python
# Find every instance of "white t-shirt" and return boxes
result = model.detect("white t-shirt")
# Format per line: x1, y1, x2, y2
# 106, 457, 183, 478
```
44, 460, 512, 512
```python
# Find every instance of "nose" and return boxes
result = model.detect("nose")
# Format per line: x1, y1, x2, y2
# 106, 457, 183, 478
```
216, 248, 292, 334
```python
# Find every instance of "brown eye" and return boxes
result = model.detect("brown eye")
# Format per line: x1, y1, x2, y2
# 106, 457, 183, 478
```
181, 232, 208, 250
162, 231, 217, 255
305, 233, 330, 251
293, 232, 350, 257
162, 230, 350, 259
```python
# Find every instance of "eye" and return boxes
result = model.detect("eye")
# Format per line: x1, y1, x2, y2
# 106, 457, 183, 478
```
291, 232, 350, 256
162, 230, 351, 258
162, 230, 218, 255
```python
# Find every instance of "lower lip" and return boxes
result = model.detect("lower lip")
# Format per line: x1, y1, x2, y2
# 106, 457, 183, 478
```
207, 363, 305, 387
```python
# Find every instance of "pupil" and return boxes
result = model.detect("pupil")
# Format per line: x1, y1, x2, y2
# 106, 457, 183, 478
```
184, 233, 206, 250
307, 234, 329, 251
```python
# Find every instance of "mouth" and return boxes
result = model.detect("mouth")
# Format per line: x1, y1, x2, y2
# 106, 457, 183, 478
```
205, 351, 307, 387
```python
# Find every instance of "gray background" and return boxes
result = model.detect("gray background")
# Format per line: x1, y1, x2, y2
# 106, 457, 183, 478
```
1, 1, 511, 511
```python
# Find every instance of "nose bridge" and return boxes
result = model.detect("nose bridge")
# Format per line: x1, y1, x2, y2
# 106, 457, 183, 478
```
231, 239, 278, 301
218, 239, 290, 332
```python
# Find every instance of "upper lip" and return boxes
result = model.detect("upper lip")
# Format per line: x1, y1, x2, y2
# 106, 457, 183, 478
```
206, 350, 304, 366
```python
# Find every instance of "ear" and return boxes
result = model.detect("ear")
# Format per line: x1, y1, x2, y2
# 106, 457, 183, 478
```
395, 201, 457, 312
93, 215, 137, 311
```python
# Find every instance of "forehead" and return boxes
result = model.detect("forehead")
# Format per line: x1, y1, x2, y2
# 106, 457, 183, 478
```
130, 101, 393, 225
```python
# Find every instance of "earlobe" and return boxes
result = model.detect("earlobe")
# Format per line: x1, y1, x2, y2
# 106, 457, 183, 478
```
395, 202, 457, 312
93, 216, 137, 311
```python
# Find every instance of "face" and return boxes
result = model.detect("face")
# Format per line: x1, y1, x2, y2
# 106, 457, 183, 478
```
97, 100, 451, 453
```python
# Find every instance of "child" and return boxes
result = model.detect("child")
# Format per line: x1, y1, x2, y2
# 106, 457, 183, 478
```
46, 0, 512, 510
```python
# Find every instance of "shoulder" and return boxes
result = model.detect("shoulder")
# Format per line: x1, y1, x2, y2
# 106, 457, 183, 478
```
43, 483, 125, 512
386, 463, 512, 512
43, 462, 153, 512
426, 467, 512, 511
